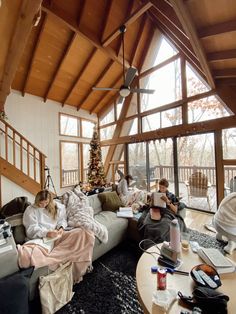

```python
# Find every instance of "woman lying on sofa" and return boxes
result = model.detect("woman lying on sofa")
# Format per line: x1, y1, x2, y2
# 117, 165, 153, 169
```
17, 190, 95, 283
137, 178, 187, 249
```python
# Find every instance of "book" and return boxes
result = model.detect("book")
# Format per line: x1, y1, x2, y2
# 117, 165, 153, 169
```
117, 207, 133, 218
197, 247, 236, 274
152, 192, 166, 208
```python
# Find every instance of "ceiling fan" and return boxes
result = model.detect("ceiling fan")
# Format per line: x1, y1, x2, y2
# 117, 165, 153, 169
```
92, 25, 155, 103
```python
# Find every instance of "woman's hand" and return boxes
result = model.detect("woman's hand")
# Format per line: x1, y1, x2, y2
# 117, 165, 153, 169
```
46, 230, 60, 238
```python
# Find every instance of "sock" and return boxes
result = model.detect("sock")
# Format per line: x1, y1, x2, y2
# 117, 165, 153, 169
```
224, 240, 236, 254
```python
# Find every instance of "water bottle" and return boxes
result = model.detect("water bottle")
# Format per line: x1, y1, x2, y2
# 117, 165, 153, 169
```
170, 219, 181, 253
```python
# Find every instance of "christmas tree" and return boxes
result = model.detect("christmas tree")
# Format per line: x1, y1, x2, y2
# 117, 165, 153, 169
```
87, 127, 106, 187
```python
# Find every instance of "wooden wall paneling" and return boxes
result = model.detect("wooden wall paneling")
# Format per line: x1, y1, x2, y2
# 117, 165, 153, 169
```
22, 14, 47, 96
130, 15, 147, 66
214, 130, 224, 206
90, 74, 123, 114
77, 60, 114, 111
76, 0, 86, 26
41, 2, 131, 70
215, 78, 236, 86
198, 19, 236, 39
43, 32, 76, 101
101, 115, 236, 146
62, 48, 97, 105
104, 89, 136, 175
116, 0, 135, 58
100, 0, 114, 41
213, 68, 236, 78
210, 60, 236, 71
215, 84, 236, 115
138, 21, 155, 71
0, 0, 42, 111
97, 93, 118, 118
102, 1, 153, 47
169, 0, 215, 88
207, 49, 236, 62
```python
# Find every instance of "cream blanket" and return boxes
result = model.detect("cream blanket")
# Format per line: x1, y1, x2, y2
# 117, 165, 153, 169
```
62, 187, 108, 243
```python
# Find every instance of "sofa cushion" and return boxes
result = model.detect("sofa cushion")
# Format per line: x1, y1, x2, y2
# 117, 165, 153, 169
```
98, 191, 123, 212
88, 194, 102, 215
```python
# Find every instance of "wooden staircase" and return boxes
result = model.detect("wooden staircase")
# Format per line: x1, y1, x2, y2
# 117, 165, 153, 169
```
0, 118, 46, 196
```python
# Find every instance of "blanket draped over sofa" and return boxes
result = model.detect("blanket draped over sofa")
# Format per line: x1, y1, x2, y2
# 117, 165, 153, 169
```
62, 187, 108, 243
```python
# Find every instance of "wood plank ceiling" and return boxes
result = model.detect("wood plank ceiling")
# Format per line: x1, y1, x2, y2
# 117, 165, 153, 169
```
1, 0, 236, 115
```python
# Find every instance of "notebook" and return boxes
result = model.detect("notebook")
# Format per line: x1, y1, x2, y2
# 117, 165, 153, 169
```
197, 247, 236, 274
116, 207, 133, 218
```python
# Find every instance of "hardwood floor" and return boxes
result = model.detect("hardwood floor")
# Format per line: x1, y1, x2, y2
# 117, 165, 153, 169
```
185, 208, 215, 236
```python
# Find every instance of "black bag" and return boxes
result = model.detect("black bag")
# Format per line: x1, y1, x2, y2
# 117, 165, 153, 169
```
178, 286, 229, 314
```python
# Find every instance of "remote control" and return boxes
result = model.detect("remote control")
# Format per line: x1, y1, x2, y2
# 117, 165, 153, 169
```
190, 241, 200, 253
192, 269, 206, 285
197, 270, 218, 288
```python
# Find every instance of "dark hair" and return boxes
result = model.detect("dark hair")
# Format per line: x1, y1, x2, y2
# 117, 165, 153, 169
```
125, 174, 133, 181
158, 178, 169, 187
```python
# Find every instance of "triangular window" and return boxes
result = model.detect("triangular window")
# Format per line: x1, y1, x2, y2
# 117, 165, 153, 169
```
186, 63, 210, 97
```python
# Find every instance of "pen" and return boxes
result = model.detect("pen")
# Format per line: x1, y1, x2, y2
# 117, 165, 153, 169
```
151, 266, 189, 276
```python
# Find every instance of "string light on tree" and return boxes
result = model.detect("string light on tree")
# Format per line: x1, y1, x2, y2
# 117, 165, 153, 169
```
87, 126, 106, 188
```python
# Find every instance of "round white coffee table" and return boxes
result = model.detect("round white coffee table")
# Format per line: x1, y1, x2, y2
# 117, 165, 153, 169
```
136, 245, 236, 313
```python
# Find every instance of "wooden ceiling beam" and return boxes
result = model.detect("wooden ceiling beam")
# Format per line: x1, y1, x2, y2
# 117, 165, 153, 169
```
213, 68, 236, 79
101, 115, 236, 146
22, 14, 47, 96
150, 0, 184, 34
90, 74, 122, 114
41, 1, 130, 70
169, 0, 215, 88
216, 84, 236, 115
198, 19, 236, 39
148, 14, 204, 77
215, 78, 236, 86
76, 60, 114, 111
130, 14, 147, 66
102, 1, 153, 47
62, 48, 97, 106
207, 49, 236, 62
104, 89, 135, 175
0, 0, 42, 111
44, 32, 76, 102
77, 0, 86, 26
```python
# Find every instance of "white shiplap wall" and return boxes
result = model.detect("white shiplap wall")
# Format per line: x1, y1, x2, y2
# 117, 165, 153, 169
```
1, 90, 97, 205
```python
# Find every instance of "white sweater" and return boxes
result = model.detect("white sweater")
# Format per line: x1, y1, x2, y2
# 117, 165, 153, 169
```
23, 202, 67, 239
214, 192, 236, 235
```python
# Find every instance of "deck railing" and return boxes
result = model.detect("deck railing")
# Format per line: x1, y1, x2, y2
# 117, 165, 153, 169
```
0, 118, 46, 187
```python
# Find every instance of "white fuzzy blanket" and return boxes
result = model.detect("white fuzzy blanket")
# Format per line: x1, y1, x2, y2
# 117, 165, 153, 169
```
62, 187, 108, 243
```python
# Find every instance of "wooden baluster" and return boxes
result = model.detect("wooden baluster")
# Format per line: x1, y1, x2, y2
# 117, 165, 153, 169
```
33, 148, 36, 181
13, 130, 16, 166
20, 138, 23, 171
5, 125, 8, 161
40, 154, 46, 190
27, 143, 30, 176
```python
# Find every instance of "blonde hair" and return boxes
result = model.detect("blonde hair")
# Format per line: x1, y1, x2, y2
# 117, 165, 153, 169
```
34, 190, 57, 220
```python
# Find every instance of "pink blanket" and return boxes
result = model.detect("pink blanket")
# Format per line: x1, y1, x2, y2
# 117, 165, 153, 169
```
17, 228, 95, 283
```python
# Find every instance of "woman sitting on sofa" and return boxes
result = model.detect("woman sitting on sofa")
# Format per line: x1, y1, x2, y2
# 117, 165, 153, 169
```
17, 190, 95, 282
117, 171, 147, 208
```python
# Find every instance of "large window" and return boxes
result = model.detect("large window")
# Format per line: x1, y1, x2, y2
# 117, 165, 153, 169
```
59, 113, 79, 136
140, 59, 181, 112
60, 142, 80, 187
81, 119, 96, 138
222, 127, 236, 159
186, 63, 210, 97
128, 143, 147, 190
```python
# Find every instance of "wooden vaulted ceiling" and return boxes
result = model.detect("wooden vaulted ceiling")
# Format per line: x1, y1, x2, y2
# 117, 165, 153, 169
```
1, 0, 236, 115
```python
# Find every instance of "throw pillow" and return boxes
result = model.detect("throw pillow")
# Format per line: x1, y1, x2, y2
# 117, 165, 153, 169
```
98, 191, 123, 212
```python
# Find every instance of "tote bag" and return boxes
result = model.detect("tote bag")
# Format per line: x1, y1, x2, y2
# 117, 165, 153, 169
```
39, 262, 74, 314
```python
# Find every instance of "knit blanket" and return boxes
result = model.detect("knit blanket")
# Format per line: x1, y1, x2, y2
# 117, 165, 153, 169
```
62, 187, 108, 243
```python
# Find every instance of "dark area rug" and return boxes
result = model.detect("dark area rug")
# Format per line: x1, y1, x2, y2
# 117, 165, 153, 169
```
56, 229, 227, 314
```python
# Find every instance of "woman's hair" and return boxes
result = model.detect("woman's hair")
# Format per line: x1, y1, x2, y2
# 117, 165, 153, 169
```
34, 190, 57, 219
125, 174, 133, 181
158, 178, 169, 188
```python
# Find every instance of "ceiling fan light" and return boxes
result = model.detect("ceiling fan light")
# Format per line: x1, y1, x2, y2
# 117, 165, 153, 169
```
120, 86, 130, 97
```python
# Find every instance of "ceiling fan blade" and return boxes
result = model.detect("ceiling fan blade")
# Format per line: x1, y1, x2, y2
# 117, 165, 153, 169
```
117, 95, 124, 104
124, 67, 137, 86
130, 88, 155, 94
92, 87, 119, 91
